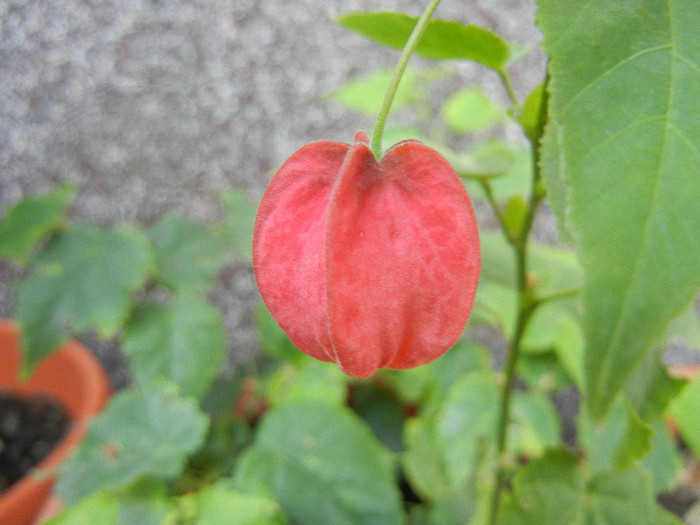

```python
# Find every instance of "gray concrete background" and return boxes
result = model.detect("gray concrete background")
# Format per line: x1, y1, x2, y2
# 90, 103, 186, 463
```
6, 0, 696, 383
1, 0, 548, 381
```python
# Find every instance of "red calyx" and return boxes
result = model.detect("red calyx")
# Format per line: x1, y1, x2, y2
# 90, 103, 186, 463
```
253, 131, 480, 378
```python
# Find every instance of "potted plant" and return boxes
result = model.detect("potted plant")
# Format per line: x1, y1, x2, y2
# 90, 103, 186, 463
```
0, 320, 110, 525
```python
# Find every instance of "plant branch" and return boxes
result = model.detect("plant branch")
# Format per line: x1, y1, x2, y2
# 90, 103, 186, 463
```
498, 69, 519, 108
486, 72, 549, 525
478, 180, 510, 242
370, 0, 442, 158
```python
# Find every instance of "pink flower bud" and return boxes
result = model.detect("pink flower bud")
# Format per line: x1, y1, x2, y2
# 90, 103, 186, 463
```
253, 131, 480, 378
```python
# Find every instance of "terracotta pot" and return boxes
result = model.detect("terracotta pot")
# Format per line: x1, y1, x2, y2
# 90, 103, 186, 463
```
0, 319, 110, 525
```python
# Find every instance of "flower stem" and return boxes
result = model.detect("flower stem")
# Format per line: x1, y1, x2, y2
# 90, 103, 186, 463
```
369, 0, 442, 158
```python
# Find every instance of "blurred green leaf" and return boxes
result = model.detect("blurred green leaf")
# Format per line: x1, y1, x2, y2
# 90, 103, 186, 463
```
642, 420, 683, 493
552, 315, 584, 388
471, 279, 517, 335
664, 300, 700, 349
539, 119, 572, 243
264, 358, 348, 408
190, 485, 287, 525
122, 292, 227, 400
503, 195, 528, 239
477, 232, 516, 288
517, 83, 546, 143
476, 233, 581, 336
330, 68, 423, 116
529, 243, 582, 303
625, 345, 686, 422
539, 0, 700, 420
46, 493, 118, 525
668, 372, 700, 457
117, 491, 176, 525
499, 449, 681, 525
337, 12, 511, 70
381, 341, 490, 417
582, 468, 682, 525
349, 383, 405, 452
255, 301, 302, 362
442, 141, 517, 181
441, 88, 504, 134
218, 189, 258, 262
0, 185, 76, 266
612, 402, 653, 470
235, 401, 402, 525
56, 382, 209, 505
510, 391, 561, 458
148, 214, 227, 293
522, 303, 583, 387
498, 449, 583, 525
16, 224, 154, 372
577, 400, 653, 473
403, 370, 497, 524
403, 370, 498, 499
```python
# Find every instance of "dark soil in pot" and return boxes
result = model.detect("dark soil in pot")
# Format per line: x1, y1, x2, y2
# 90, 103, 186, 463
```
0, 391, 72, 494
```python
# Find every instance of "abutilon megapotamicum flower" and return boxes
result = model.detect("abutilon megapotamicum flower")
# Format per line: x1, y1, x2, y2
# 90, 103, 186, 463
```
253, 131, 480, 378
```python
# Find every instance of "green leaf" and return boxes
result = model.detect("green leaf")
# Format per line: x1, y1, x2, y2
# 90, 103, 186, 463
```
46, 493, 118, 525
381, 341, 490, 418
264, 358, 348, 408
584, 468, 682, 525
0, 185, 76, 266
445, 140, 518, 180
529, 243, 582, 303
668, 372, 700, 457
665, 300, 700, 349
538, 0, 700, 420
577, 400, 653, 473
329, 68, 422, 116
471, 280, 517, 335
191, 485, 287, 525
539, 119, 572, 243
56, 382, 209, 504
441, 87, 504, 134
522, 303, 584, 388
255, 301, 304, 363
349, 383, 405, 453
503, 195, 528, 239
337, 12, 511, 70
612, 402, 653, 470
218, 189, 258, 262
403, 417, 490, 525
552, 315, 585, 388
517, 83, 546, 143
476, 232, 581, 335
403, 370, 499, 500
624, 345, 686, 422
148, 214, 227, 293
499, 450, 682, 525
16, 224, 154, 372
118, 495, 175, 525
234, 401, 402, 525
510, 391, 561, 458
642, 420, 683, 493
498, 449, 584, 525
122, 293, 227, 400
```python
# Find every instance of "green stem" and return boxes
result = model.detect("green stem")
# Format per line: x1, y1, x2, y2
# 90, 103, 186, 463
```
369, 0, 442, 158
479, 179, 511, 243
486, 72, 549, 525
498, 69, 519, 108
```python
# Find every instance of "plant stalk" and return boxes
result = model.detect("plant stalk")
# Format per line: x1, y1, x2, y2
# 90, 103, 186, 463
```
369, 0, 441, 158
486, 72, 549, 525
